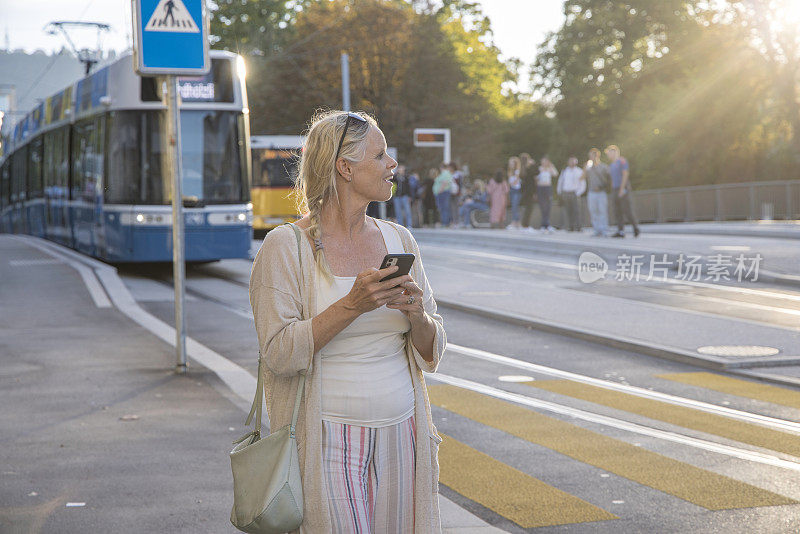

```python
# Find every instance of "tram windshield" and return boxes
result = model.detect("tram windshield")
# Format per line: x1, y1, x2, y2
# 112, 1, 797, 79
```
106, 110, 248, 205
251, 148, 298, 188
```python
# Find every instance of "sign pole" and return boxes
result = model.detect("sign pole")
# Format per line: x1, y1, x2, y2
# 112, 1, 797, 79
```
133, 0, 208, 374
166, 75, 187, 374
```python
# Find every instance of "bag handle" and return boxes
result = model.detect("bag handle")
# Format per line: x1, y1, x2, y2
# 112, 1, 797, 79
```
239, 223, 306, 443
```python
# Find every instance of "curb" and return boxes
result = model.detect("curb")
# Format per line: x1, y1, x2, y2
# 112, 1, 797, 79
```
437, 298, 800, 388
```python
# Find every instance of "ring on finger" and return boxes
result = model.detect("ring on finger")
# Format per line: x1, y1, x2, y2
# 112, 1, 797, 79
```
407, 295, 415, 305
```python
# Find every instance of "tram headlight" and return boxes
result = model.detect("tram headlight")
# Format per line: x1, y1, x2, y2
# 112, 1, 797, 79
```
246, 202, 253, 211
237, 213, 247, 222
136, 213, 145, 223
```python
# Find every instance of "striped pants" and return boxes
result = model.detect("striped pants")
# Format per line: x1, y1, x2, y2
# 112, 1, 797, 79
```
322, 416, 416, 533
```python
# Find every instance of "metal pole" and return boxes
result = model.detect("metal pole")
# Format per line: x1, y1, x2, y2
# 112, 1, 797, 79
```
443, 129, 451, 164
166, 75, 187, 374
341, 53, 350, 112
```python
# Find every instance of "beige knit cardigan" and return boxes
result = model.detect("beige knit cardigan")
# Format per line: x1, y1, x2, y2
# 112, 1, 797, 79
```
249, 220, 447, 533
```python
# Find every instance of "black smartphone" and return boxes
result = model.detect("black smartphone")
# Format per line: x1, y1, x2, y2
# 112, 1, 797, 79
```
379, 253, 415, 282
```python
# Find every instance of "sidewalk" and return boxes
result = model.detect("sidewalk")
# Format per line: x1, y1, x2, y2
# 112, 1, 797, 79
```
639, 220, 800, 240
0, 235, 503, 533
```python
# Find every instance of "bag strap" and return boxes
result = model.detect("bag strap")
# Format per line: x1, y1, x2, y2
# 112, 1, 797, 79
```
241, 223, 307, 441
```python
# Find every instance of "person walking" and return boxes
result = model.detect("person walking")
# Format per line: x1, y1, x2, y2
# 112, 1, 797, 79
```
392, 165, 413, 228
584, 148, 611, 237
556, 156, 583, 231
506, 156, 523, 230
606, 145, 640, 237
486, 169, 510, 229
519, 153, 538, 233
432, 163, 453, 228
536, 157, 558, 232
250, 110, 447, 533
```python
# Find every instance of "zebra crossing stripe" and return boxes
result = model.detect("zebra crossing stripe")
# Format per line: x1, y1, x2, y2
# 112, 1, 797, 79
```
429, 384, 796, 511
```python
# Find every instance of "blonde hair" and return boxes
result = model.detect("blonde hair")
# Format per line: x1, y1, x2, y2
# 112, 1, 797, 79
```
507, 156, 521, 177
293, 109, 377, 277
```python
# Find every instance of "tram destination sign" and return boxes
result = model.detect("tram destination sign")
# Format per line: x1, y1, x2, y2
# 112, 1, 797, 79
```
132, 0, 210, 75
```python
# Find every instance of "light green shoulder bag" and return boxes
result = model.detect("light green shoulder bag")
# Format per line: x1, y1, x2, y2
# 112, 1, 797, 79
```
230, 223, 306, 534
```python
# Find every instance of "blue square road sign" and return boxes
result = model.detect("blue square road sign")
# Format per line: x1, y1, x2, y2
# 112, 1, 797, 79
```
132, 0, 210, 75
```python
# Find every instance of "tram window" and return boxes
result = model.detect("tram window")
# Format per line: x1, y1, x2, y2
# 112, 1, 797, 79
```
106, 110, 168, 204
12, 146, 27, 202
71, 118, 104, 203
251, 150, 298, 188
44, 126, 70, 198
140, 77, 160, 102
180, 110, 244, 203
1, 161, 9, 209
28, 137, 44, 199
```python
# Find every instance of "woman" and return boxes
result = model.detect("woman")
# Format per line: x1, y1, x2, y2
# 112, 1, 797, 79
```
486, 169, 509, 229
250, 110, 447, 533
506, 156, 523, 230
537, 156, 558, 233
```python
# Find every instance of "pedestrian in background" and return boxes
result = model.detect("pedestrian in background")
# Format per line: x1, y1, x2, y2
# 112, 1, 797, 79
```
392, 165, 413, 229
585, 148, 611, 237
433, 163, 453, 228
408, 170, 421, 228
449, 162, 463, 228
422, 168, 438, 227
557, 156, 583, 231
506, 156, 523, 230
250, 110, 446, 532
519, 152, 538, 233
486, 169, 509, 229
537, 157, 558, 233
458, 179, 489, 228
606, 145, 640, 238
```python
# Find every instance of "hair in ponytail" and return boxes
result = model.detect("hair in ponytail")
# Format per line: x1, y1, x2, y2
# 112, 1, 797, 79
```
292, 109, 376, 278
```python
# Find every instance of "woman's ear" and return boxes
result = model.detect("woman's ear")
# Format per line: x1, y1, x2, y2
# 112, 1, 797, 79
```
336, 158, 352, 182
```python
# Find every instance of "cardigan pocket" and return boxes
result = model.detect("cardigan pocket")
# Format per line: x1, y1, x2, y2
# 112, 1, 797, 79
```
429, 432, 443, 493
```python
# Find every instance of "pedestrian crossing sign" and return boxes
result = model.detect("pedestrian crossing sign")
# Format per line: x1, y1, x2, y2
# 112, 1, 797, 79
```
145, 0, 200, 33
133, 0, 209, 75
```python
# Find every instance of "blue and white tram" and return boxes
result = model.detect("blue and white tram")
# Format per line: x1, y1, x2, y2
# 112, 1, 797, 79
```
0, 50, 253, 262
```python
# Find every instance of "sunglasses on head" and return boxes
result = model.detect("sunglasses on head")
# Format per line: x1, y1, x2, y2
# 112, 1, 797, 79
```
334, 112, 367, 163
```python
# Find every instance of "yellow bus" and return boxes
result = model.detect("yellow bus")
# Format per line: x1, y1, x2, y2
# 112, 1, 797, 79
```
250, 135, 303, 232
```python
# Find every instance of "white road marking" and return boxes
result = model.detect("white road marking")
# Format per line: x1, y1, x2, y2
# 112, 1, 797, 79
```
447, 343, 800, 435
428, 372, 800, 472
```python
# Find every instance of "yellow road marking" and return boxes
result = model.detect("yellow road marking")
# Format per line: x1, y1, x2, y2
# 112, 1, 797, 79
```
528, 380, 800, 458
657, 372, 800, 410
429, 385, 796, 510
438, 434, 617, 528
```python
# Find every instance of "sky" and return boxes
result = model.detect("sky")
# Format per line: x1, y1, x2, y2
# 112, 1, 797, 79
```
0, 0, 565, 88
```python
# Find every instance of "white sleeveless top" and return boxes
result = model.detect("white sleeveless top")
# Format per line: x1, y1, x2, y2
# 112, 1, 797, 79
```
315, 219, 414, 427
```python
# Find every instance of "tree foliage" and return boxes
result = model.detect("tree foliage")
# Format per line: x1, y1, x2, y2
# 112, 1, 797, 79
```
533, 0, 800, 186
211, 0, 800, 186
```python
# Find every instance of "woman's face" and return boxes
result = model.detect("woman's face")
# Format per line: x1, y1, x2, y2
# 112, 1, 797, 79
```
347, 125, 397, 203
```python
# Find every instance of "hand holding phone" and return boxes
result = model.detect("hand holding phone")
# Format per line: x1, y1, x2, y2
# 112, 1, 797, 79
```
379, 253, 415, 282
